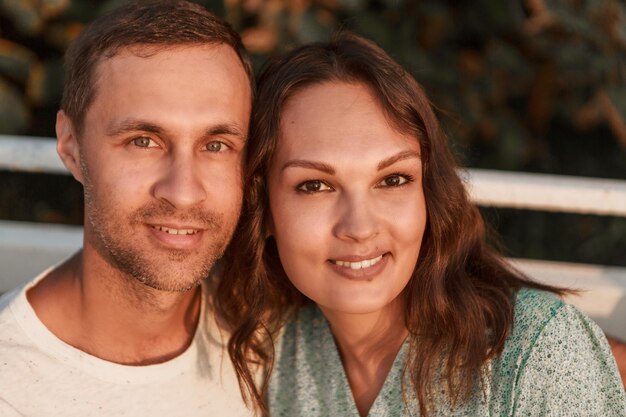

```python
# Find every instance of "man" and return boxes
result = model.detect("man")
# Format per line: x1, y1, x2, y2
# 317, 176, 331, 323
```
0, 1, 253, 415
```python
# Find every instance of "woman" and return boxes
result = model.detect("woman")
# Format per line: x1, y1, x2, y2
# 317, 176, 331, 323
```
216, 33, 626, 416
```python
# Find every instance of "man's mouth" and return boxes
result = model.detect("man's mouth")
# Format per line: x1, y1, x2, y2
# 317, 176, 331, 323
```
150, 225, 200, 235
330, 254, 385, 270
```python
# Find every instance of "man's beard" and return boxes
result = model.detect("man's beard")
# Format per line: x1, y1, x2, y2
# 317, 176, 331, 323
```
81, 169, 236, 292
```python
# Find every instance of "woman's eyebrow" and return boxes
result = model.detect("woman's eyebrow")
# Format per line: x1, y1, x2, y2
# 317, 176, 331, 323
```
377, 150, 421, 171
281, 150, 420, 174
281, 160, 335, 175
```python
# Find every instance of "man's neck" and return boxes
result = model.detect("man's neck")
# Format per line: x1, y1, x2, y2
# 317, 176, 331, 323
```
27, 249, 202, 365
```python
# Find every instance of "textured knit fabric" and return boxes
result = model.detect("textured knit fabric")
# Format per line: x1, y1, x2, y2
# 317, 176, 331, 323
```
0, 269, 254, 417
268, 288, 626, 416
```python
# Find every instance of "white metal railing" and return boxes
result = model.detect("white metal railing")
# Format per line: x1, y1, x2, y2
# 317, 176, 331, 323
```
463, 169, 626, 217
1, 134, 625, 338
0, 135, 66, 174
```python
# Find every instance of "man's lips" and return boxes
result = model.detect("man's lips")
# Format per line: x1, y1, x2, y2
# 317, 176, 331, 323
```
147, 223, 205, 249
150, 225, 201, 235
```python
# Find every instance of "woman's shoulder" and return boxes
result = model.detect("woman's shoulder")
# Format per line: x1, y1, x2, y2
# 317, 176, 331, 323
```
507, 287, 611, 346
282, 303, 327, 339
495, 287, 614, 391
269, 304, 359, 416
509, 287, 565, 337
504, 287, 605, 358
273, 304, 330, 363
493, 288, 626, 415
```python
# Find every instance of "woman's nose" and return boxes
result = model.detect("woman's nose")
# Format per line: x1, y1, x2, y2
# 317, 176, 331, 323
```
332, 193, 379, 242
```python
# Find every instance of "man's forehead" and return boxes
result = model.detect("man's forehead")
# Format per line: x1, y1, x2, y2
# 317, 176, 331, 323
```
93, 43, 233, 80
86, 43, 251, 110
79, 43, 251, 139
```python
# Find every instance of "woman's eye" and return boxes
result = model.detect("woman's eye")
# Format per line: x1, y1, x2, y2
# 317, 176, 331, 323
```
206, 141, 228, 152
132, 137, 157, 148
296, 180, 332, 193
379, 174, 410, 187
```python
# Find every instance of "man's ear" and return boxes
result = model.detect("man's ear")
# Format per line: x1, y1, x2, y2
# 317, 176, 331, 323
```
56, 110, 84, 184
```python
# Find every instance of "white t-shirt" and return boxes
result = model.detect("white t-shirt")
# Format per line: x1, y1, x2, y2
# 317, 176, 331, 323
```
0, 270, 254, 417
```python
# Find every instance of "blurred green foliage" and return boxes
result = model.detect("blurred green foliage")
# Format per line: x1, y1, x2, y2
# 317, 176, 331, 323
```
227, 0, 626, 177
0, 0, 624, 265
0, 0, 224, 133
1, 0, 624, 172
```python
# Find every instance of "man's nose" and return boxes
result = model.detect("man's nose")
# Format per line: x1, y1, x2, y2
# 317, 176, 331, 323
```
332, 192, 379, 243
152, 151, 207, 209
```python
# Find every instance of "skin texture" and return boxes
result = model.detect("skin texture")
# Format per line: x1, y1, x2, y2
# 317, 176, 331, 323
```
27, 44, 251, 365
267, 82, 427, 416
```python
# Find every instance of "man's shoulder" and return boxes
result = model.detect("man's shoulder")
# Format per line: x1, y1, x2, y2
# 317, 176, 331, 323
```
0, 282, 29, 338
0, 274, 42, 345
0, 286, 22, 312
0, 276, 255, 417
0, 270, 70, 387
0, 279, 45, 413
0, 269, 51, 338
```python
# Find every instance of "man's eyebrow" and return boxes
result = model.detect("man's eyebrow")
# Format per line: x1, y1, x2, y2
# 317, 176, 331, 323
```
377, 150, 421, 171
205, 123, 246, 141
281, 160, 335, 175
106, 120, 162, 136
105, 120, 246, 141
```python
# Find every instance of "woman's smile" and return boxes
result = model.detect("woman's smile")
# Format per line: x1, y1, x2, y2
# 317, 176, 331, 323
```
327, 253, 390, 281
329, 253, 385, 269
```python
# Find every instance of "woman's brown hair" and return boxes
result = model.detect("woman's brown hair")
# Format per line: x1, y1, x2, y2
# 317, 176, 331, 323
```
215, 32, 562, 416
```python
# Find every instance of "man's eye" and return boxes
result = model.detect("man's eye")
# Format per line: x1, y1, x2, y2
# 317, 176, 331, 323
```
379, 174, 411, 187
296, 180, 333, 193
132, 137, 157, 148
206, 141, 228, 152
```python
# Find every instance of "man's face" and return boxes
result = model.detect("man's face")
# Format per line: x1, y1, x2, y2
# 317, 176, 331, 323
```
73, 45, 251, 291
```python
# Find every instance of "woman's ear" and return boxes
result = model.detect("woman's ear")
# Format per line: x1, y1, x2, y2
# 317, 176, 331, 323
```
56, 110, 84, 184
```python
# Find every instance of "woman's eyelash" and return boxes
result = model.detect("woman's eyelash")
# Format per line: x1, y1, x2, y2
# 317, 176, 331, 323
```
396, 173, 415, 181
294, 173, 415, 194
380, 173, 415, 187
296, 180, 333, 193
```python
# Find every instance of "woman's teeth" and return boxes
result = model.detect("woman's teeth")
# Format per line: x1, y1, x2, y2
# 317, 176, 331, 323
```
334, 255, 384, 270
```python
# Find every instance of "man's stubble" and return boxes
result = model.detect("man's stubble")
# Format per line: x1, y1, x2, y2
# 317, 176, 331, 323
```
79, 154, 238, 293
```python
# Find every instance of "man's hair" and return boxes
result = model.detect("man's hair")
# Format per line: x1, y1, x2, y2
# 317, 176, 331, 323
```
60, 0, 253, 135
215, 32, 564, 415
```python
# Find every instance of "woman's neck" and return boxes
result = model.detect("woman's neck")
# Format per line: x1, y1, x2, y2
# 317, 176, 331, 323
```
320, 298, 409, 417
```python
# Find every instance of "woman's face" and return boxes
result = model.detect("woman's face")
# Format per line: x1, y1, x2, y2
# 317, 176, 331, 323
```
267, 81, 427, 316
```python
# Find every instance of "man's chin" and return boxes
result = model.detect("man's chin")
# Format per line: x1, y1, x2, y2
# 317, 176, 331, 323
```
109, 252, 215, 293
131, 274, 205, 293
